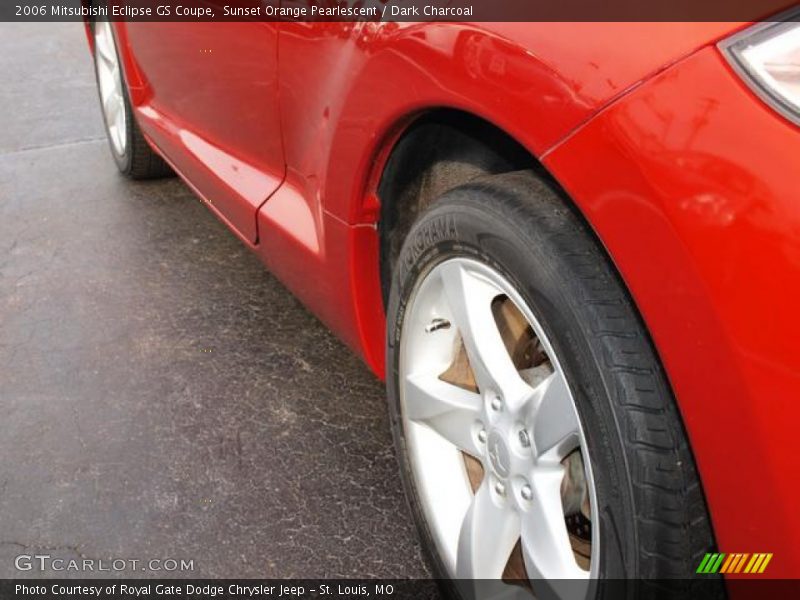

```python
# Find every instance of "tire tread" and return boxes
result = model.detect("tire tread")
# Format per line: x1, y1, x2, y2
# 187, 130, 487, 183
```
485, 171, 718, 590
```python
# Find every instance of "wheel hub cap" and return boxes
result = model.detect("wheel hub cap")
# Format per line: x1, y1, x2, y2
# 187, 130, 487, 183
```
486, 430, 510, 479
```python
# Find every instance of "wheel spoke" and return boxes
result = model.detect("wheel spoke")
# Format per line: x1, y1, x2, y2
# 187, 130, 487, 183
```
439, 261, 530, 406
104, 92, 121, 123
456, 480, 520, 579
404, 374, 482, 456
113, 121, 126, 154
95, 24, 116, 67
521, 467, 589, 600
112, 61, 123, 85
528, 370, 581, 461
97, 60, 113, 99
114, 94, 126, 132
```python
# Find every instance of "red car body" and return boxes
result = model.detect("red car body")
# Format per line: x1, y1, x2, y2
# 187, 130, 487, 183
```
86, 18, 800, 577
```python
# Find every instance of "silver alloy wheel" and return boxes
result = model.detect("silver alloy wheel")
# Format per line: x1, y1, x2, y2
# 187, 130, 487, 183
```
399, 257, 599, 598
94, 21, 127, 156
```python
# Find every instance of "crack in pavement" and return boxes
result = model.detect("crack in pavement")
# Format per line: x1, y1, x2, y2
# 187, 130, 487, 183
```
0, 137, 106, 159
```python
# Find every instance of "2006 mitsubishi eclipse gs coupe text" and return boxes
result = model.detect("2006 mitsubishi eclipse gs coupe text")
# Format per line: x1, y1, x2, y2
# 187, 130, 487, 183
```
85, 11, 800, 596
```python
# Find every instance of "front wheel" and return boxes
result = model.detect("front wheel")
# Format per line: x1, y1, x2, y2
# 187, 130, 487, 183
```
386, 172, 718, 599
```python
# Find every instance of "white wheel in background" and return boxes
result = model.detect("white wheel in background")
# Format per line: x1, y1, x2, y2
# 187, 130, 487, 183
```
94, 20, 127, 157
91, 19, 172, 179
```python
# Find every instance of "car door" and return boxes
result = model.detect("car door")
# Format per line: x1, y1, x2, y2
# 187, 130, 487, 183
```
122, 11, 284, 244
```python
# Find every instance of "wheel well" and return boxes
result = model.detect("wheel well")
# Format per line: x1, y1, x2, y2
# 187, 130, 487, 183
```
377, 110, 545, 303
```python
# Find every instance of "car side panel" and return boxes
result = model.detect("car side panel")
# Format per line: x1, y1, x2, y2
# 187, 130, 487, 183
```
280, 21, 742, 222
119, 21, 285, 243
544, 46, 800, 577
259, 21, 740, 374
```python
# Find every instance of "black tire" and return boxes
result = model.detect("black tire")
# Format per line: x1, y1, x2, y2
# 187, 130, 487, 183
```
386, 171, 720, 598
91, 20, 172, 180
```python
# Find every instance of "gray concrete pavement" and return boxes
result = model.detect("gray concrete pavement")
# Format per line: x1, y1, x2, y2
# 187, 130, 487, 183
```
0, 23, 429, 578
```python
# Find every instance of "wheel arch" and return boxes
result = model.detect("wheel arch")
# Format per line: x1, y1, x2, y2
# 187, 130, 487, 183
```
375, 109, 546, 305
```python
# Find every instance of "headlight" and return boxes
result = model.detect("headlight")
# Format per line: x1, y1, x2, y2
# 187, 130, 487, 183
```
722, 19, 800, 126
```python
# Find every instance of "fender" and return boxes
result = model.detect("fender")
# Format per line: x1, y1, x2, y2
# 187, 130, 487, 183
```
544, 46, 800, 576
257, 21, 742, 375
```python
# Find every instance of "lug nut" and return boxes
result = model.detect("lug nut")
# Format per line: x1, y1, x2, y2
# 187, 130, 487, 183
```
494, 482, 506, 497
490, 395, 503, 411
477, 429, 487, 443
520, 484, 533, 501
518, 429, 531, 448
